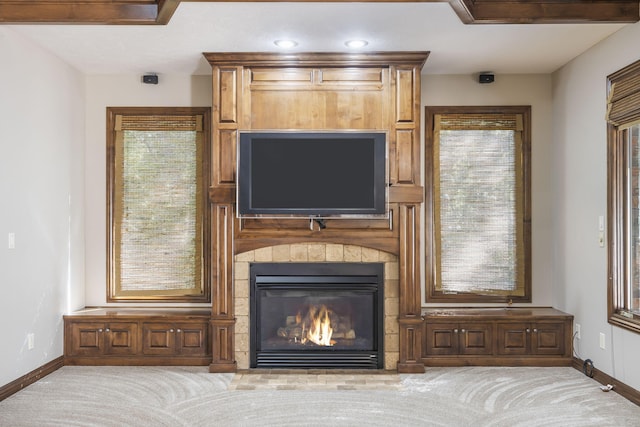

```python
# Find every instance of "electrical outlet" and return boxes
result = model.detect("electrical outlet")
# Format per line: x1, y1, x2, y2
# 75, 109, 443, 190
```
27, 333, 34, 350
599, 332, 606, 349
575, 323, 581, 339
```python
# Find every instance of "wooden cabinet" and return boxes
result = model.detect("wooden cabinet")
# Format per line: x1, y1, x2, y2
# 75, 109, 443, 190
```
142, 321, 208, 356
64, 308, 211, 366
422, 308, 573, 367
68, 321, 138, 357
425, 322, 492, 356
497, 321, 566, 356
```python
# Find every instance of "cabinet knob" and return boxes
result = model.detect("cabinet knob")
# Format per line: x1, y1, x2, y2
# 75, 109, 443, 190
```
98, 329, 103, 333
454, 329, 458, 333
177, 329, 182, 333
526, 328, 530, 333
169, 329, 174, 333
533, 328, 538, 333
105, 328, 110, 332
461, 329, 466, 333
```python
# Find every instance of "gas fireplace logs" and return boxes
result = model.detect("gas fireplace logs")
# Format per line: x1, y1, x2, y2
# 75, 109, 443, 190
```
276, 304, 356, 346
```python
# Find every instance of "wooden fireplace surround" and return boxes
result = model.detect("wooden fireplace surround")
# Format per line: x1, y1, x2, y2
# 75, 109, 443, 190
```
203, 52, 429, 373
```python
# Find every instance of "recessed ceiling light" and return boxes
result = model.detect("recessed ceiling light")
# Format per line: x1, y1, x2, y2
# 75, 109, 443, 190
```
274, 40, 298, 49
345, 40, 369, 49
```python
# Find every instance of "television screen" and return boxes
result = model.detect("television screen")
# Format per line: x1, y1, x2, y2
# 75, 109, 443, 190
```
237, 131, 387, 217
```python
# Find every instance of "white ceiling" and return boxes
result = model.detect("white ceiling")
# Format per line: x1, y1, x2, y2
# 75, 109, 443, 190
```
8, 2, 627, 76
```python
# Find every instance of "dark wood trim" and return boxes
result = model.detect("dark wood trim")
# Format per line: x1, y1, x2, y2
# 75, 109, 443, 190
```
451, 0, 639, 24
0, 1, 636, 25
573, 357, 640, 407
106, 106, 212, 303
425, 356, 573, 367
64, 356, 212, 365
0, 1, 159, 24
156, 0, 181, 24
204, 52, 430, 68
424, 105, 532, 304
0, 356, 64, 402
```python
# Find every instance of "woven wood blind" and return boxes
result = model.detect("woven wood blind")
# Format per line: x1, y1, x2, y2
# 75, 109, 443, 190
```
607, 59, 640, 127
113, 114, 204, 299
433, 113, 525, 297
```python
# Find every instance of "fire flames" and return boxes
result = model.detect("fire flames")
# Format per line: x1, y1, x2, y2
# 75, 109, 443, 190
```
277, 303, 354, 346
300, 304, 334, 346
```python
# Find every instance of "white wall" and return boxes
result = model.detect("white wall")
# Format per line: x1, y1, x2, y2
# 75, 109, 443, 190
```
422, 74, 555, 306
84, 75, 211, 306
0, 28, 85, 386
552, 21, 640, 391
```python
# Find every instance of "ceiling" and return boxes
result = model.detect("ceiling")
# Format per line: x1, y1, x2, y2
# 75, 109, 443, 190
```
4, 2, 631, 76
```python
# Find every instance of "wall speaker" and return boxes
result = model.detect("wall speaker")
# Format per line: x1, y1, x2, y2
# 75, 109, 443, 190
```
478, 73, 495, 84
142, 74, 158, 84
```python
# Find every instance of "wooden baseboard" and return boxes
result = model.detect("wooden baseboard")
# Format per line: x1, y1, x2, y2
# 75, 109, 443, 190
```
573, 357, 640, 406
0, 356, 64, 402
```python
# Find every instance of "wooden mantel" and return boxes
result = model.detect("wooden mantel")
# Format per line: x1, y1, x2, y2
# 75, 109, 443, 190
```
205, 51, 428, 373
0, 1, 637, 25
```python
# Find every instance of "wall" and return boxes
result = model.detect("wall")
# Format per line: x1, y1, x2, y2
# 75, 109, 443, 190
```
422, 74, 555, 307
0, 28, 85, 386
82, 75, 555, 305
84, 74, 211, 306
552, 21, 640, 391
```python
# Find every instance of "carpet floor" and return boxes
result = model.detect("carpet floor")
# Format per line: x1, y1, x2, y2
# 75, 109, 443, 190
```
0, 366, 638, 426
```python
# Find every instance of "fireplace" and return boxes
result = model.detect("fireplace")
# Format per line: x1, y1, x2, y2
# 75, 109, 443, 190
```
250, 262, 384, 369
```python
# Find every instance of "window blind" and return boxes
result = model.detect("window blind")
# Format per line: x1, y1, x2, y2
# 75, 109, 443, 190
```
113, 114, 204, 298
607, 59, 640, 127
433, 113, 525, 297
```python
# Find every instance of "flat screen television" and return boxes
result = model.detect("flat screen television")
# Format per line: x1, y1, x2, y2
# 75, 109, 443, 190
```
237, 131, 387, 218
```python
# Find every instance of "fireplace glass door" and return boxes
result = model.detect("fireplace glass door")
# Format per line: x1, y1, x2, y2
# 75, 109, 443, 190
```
250, 263, 384, 369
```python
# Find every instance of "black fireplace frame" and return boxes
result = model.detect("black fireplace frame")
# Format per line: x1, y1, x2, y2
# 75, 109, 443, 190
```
249, 262, 384, 369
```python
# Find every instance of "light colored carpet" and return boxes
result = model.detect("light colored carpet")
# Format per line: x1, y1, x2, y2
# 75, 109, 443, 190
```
0, 366, 638, 426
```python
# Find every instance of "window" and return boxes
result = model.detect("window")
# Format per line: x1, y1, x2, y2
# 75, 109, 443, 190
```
107, 107, 210, 302
425, 106, 531, 303
607, 59, 640, 333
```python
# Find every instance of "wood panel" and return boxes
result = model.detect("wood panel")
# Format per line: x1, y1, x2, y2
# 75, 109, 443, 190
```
249, 90, 385, 130
216, 129, 236, 185
218, 68, 238, 124
395, 68, 415, 123
396, 129, 414, 184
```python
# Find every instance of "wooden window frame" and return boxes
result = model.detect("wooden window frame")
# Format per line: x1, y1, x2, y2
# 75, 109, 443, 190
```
607, 59, 640, 333
106, 107, 211, 303
424, 105, 532, 303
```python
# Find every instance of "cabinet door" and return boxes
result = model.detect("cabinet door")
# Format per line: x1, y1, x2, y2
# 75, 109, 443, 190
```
497, 322, 529, 355
176, 322, 209, 355
531, 322, 565, 355
68, 322, 106, 356
459, 323, 493, 355
142, 322, 177, 355
425, 323, 459, 355
105, 322, 139, 355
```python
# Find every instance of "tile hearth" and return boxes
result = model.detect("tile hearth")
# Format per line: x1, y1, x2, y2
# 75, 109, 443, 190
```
228, 370, 402, 391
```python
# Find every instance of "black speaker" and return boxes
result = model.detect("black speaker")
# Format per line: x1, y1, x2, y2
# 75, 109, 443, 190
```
479, 73, 495, 84
142, 74, 158, 85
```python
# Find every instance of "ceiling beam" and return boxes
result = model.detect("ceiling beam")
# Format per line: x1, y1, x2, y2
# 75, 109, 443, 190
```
0, 0, 637, 25
156, 0, 181, 24
450, 0, 640, 24
0, 1, 159, 25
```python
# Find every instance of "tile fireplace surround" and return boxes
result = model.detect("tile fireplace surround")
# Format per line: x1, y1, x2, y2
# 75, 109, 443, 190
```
234, 243, 399, 370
